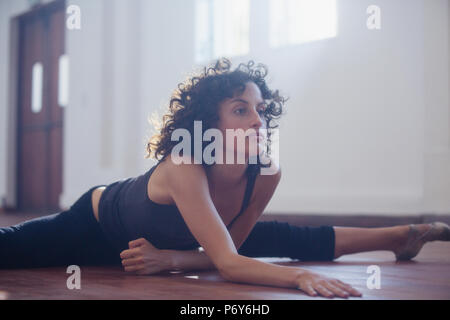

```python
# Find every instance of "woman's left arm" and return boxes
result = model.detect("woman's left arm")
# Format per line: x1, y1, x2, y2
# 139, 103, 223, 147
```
120, 167, 282, 275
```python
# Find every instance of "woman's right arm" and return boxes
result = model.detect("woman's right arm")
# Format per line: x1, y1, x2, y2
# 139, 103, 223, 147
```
165, 158, 361, 298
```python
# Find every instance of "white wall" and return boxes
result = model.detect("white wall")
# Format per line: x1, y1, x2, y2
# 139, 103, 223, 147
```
422, 0, 450, 214
259, 0, 450, 215
247, 0, 427, 214
0, 0, 449, 215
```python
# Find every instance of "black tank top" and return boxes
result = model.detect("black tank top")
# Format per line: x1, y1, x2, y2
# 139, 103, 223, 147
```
98, 161, 260, 253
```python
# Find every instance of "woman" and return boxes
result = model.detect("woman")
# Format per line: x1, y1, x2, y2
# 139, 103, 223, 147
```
1, 59, 448, 299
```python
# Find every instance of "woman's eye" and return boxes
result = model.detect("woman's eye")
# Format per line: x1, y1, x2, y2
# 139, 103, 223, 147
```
234, 107, 265, 116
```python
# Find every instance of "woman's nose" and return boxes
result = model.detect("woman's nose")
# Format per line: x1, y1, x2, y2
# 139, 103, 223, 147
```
250, 109, 264, 129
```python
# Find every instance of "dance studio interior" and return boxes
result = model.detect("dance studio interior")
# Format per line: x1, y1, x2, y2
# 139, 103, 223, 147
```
0, 0, 449, 302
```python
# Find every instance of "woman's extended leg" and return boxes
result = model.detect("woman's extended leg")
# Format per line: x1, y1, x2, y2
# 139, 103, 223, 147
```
0, 186, 121, 269
334, 222, 450, 260
238, 221, 336, 261
333, 225, 410, 259
240, 221, 449, 262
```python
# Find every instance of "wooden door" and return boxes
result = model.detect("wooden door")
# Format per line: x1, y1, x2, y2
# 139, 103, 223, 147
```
16, 0, 66, 212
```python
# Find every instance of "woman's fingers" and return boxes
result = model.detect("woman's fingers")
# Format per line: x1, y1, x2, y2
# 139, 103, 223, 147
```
296, 271, 362, 299
322, 282, 349, 298
298, 283, 317, 297
122, 257, 143, 267
129, 237, 158, 250
332, 280, 363, 297
120, 247, 141, 259
123, 263, 146, 272
299, 280, 361, 299
314, 284, 335, 298
129, 238, 146, 248
317, 280, 362, 298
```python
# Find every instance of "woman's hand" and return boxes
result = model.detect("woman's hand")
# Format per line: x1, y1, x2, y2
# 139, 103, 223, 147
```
120, 238, 173, 275
296, 270, 362, 299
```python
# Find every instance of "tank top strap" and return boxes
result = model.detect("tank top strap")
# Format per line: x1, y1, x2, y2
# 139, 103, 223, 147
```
227, 164, 259, 228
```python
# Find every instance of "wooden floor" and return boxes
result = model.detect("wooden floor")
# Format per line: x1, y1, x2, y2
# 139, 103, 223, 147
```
1, 212, 450, 300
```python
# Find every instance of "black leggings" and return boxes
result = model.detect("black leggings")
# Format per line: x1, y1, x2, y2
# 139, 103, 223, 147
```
0, 186, 335, 269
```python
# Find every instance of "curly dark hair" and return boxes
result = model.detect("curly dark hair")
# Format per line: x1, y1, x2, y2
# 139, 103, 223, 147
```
145, 58, 286, 171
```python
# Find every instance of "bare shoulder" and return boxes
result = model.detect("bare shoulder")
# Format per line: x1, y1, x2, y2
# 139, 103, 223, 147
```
148, 154, 207, 205
162, 154, 208, 189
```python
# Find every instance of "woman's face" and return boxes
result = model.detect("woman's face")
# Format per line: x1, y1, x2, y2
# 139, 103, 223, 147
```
215, 81, 267, 164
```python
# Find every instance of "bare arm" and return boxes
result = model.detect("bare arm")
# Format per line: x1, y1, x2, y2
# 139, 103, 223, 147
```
168, 166, 282, 272
120, 163, 281, 274
162, 158, 303, 289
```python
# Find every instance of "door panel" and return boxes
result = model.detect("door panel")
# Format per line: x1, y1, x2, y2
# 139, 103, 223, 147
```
17, 1, 65, 212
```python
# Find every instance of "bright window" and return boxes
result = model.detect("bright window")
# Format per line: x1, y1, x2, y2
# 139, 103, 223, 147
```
195, 0, 250, 63
269, 0, 337, 47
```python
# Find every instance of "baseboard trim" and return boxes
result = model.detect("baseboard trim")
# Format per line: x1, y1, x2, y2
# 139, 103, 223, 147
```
1, 208, 449, 228
259, 213, 450, 227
